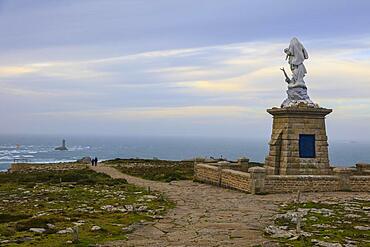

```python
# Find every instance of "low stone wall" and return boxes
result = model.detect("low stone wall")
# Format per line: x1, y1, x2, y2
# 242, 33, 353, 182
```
194, 163, 370, 194
349, 176, 370, 192
221, 169, 251, 193
264, 175, 340, 193
355, 163, 370, 175
194, 163, 220, 185
9, 162, 87, 172
194, 164, 251, 192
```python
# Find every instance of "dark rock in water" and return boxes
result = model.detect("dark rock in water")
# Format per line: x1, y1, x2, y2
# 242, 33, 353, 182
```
55, 139, 68, 151
77, 156, 92, 164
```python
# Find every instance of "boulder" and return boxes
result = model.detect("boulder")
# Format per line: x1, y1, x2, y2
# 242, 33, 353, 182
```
264, 225, 295, 238
57, 228, 73, 234
91, 225, 101, 231
46, 223, 55, 229
354, 225, 370, 230
29, 228, 46, 233
311, 239, 342, 247
77, 156, 92, 164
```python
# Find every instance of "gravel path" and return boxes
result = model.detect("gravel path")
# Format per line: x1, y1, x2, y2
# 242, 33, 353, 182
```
90, 165, 369, 247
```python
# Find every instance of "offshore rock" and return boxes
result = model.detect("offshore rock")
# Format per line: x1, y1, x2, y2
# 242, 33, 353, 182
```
55, 139, 68, 151
77, 156, 91, 164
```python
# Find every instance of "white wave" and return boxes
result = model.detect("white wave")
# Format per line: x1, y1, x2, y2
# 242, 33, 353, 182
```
0, 145, 17, 149
0, 156, 12, 160
31, 159, 77, 164
22, 155, 34, 158
67, 147, 89, 151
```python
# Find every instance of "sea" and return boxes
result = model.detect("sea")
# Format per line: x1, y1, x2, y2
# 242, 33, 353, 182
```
1, 134, 369, 172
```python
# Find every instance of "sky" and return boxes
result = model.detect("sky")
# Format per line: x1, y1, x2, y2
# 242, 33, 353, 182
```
1, 0, 370, 141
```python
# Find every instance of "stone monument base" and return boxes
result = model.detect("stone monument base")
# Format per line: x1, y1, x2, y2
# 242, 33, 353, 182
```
265, 105, 332, 175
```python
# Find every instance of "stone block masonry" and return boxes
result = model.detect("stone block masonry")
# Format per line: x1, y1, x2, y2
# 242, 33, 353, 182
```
194, 163, 221, 185
194, 164, 370, 194
265, 106, 333, 175
221, 169, 251, 193
264, 175, 340, 193
194, 164, 251, 192
349, 176, 370, 192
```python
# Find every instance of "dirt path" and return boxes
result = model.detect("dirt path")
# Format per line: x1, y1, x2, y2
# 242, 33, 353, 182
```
90, 165, 369, 247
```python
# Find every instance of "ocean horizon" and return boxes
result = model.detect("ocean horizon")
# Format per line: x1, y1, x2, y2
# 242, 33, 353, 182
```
1, 134, 369, 171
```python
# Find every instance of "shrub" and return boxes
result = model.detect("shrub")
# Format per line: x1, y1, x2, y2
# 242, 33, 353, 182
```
0, 213, 31, 223
0, 169, 127, 185
15, 215, 64, 232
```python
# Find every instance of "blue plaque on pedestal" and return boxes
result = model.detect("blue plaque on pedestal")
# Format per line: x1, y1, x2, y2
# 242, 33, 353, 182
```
299, 134, 315, 158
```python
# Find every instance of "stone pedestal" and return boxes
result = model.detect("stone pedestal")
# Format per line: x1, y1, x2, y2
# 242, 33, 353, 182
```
265, 106, 332, 175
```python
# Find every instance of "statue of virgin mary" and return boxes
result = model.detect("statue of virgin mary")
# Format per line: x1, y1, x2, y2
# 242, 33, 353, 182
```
284, 37, 309, 88
281, 38, 318, 108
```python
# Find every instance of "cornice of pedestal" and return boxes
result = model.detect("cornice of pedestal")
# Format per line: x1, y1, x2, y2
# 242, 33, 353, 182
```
267, 105, 333, 117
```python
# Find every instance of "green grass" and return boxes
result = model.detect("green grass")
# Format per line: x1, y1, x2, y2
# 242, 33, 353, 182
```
0, 168, 126, 185
104, 158, 195, 182
0, 168, 174, 246
104, 158, 264, 182
271, 200, 370, 247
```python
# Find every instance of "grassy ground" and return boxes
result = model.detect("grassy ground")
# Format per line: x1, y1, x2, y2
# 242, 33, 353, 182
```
269, 199, 370, 246
104, 158, 264, 182
0, 169, 174, 246
104, 159, 194, 182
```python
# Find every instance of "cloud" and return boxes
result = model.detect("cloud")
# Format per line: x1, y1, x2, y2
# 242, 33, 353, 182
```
0, 66, 37, 76
33, 105, 261, 120
176, 80, 243, 92
1, 36, 370, 138
2, 38, 370, 99
0, 83, 97, 98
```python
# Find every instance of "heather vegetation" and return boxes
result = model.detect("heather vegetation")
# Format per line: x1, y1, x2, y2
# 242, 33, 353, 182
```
103, 158, 194, 182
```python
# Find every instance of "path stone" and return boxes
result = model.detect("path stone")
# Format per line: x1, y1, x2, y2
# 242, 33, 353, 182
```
90, 165, 370, 247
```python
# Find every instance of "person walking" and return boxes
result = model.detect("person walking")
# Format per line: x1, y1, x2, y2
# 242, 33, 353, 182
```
91, 157, 95, 166
94, 157, 98, 166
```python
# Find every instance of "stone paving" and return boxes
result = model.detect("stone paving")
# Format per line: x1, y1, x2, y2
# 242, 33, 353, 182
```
90, 165, 369, 247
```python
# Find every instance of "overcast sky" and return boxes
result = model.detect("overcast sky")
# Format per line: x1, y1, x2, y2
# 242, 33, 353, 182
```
1, 0, 370, 141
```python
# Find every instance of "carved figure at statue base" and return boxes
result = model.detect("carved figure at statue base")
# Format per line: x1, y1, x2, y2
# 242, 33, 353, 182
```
281, 85, 317, 108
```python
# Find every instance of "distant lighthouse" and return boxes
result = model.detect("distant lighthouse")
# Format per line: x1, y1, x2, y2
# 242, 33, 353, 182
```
55, 139, 68, 151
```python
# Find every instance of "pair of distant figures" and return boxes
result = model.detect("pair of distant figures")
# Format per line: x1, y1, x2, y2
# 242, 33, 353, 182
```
91, 157, 98, 166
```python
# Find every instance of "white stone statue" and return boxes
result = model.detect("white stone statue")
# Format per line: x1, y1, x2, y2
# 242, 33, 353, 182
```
280, 37, 318, 108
